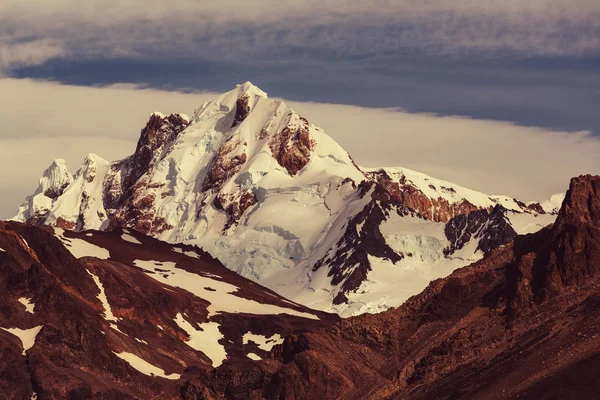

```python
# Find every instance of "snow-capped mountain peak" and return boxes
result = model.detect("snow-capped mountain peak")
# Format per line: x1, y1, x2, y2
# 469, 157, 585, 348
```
12, 82, 562, 316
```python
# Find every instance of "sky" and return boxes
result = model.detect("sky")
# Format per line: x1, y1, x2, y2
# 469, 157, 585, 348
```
1, 0, 599, 218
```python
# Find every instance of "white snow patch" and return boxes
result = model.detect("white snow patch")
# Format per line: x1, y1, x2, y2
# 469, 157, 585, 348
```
133, 259, 319, 320
113, 351, 181, 380
172, 247, 201, 259
0, 247, 5, 252
87, 269, 125, 334
174, 313, 227, 367
20, 236, 32, 251
247, 353, 262, 361
18, 298, 35, 314
135, 338, 148, 345
54, 228, 110, 259
1, 325, 43, 355
506, 211, 556, 235
121, 233, 142, 245
242, 332, 284, 351
539, 193, 566, 214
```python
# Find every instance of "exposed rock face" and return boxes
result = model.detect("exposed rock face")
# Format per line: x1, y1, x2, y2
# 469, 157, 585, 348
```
101, 113, 190, 235
203, 139, 247, 193
533, 175, 600, 300
132, 113, 189, 183
269, 117, 315, 176
232, 95, 250, 127
0, 222, 334, 399
187, 175, 600, 399
104, 112, 189, 212
366, 169, 481, 222
314, 181, 410, 304
444, 204, 517, 255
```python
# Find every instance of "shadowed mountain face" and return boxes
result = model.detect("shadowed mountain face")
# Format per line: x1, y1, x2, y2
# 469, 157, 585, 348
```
0, 222, 335, 399
181, 175, 600, 399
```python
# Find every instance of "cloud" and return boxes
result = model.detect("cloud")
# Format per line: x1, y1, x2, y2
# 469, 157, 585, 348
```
0, 0, 598, 76
1, 77, 599, 220
0, 39, 65, 71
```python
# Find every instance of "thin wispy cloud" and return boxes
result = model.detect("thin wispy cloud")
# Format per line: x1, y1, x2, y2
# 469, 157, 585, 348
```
0, 39, 65, 71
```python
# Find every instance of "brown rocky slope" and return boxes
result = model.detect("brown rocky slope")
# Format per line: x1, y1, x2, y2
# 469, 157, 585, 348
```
0, 223, 335, 399
187, 174, 600, 399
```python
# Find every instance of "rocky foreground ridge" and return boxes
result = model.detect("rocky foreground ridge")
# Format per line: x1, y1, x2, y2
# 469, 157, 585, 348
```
2, 171, 598, 398
0, 223, 334, 398
182, 175, 600, 399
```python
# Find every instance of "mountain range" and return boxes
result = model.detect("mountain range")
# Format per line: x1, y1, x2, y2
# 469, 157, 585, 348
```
2, 83, 597, 399
12, 82, 563, 317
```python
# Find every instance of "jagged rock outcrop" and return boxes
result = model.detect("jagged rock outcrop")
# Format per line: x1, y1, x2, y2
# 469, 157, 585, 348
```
444, 204, 517, 255
268, 117, 315, 176
314, 181, 410, 304
104, 112, 190, 232
365, 168, 481, 222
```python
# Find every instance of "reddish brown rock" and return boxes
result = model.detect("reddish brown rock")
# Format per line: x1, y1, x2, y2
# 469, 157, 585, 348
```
103, 113, 188, 212
214, 190, 259, 231
0, 222, 335, 399
202, 139, 247, 193
232, 95, 250, 128
444, 204, 517, 255
366, 169, 482, 222
269, 118, 315, 176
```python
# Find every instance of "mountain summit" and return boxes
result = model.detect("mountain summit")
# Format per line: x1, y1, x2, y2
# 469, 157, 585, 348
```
12, 83, 561, 316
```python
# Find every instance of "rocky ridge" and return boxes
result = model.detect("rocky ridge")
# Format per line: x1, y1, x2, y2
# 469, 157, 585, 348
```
0, 222, 334, 399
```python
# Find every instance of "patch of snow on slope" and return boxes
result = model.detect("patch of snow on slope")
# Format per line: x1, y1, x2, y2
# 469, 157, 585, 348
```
0, 247, 4, 252
506, 211, 556, 235
247, 353, 262, 361
242, 332, 284, 351
1, 325, 43, 355
539, 193, 566, 214
121, 233, 142, 245
172, 247, 201, 259
133, 259, 319, 320
18, 298, 35, 314
174, 313, 227, 368
87, 270, 124, 333
113, 351, 181, 380
54, 228, 110, 259
20, 236, 32, 251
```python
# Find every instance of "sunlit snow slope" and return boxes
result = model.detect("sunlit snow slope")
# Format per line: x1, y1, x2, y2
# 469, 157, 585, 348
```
12, 82, 561, 316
